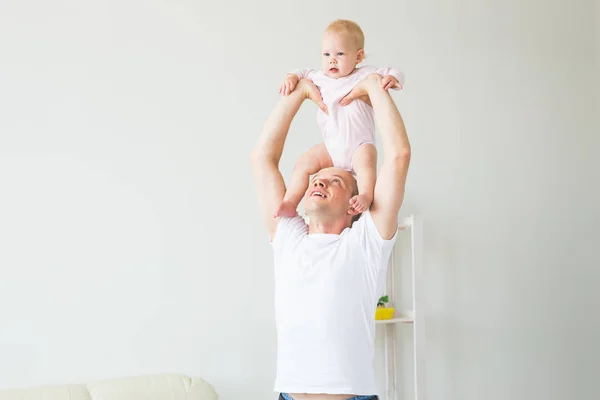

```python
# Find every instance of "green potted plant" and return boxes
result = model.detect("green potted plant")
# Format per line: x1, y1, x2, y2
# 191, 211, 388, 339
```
375, 295, 395, 320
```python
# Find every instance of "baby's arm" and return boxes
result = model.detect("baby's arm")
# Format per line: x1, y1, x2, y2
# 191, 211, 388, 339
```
280, 69, 318, 96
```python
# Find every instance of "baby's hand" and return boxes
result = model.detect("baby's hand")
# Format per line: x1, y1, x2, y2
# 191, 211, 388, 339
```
382, 75, 401, 90
279, 74, 300, 96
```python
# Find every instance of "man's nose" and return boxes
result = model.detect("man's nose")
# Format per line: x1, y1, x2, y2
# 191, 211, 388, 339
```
313, 180, 326, 187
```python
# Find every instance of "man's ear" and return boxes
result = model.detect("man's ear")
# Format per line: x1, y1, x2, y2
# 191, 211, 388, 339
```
356, 49, 365, 64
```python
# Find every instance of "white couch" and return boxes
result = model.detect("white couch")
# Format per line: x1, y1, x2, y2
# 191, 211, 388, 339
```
0, 373, 218, 400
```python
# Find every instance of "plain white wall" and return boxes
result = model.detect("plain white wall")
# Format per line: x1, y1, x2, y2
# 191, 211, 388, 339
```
0, 0, 598, 399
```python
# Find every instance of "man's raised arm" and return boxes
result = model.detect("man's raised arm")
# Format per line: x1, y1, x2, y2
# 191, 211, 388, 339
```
341, 74, 411, 239
250, 80, 327, 241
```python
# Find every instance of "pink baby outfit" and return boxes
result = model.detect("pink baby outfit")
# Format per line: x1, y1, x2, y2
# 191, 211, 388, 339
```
290, 65, 404, 171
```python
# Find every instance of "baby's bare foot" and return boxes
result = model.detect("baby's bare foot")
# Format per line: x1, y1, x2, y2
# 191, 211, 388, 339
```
273, 201, 298, 218
349, 194, 373, 213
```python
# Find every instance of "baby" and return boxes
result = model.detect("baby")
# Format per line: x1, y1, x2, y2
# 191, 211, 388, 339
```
274, 19, 404, 218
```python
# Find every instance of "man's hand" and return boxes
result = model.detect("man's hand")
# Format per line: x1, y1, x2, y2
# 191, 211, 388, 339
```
382, 75, 401, 90
279, 73, 300, 96
296, 78, 328, 115
339, 73, 382, 106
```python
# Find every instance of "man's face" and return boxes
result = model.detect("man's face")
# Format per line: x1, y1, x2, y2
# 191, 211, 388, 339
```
303, 167, 357, 219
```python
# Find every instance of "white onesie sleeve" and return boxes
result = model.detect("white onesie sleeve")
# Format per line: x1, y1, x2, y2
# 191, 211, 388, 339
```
375, 67, 405, 89
288, 68, 319, 81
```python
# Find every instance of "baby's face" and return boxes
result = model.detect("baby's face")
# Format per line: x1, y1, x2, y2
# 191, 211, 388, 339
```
321, 31, 362, 79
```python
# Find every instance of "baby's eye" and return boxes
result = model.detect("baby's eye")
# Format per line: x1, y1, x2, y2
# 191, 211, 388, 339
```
337, 52, 344, 56
323, 53, 330, 57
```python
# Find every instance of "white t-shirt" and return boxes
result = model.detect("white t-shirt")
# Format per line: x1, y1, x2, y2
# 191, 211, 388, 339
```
271, 210, 398, 395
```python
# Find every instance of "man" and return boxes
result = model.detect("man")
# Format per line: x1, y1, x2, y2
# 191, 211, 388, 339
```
251, 74, 411, 400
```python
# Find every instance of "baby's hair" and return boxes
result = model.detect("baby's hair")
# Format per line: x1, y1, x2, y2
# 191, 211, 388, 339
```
325, 19, 365, 50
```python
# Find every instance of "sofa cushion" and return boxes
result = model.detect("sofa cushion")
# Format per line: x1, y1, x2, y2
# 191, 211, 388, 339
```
0, 384, 90, 400
86, 374, 217, 400
0, 374, 218, 400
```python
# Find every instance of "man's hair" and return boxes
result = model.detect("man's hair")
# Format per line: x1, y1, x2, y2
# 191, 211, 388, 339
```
325, 19, 365, 50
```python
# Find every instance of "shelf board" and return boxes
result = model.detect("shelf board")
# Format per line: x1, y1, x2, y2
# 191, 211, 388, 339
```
375, 310, 414, 324
398, 215, 413, 230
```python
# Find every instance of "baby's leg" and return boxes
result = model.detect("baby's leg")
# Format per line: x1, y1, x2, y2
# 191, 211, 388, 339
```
349, 143, 377, 213
274, 143, 333, 218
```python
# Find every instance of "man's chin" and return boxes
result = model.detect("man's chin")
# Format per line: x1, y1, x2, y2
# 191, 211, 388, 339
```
305, 203, 337, 218
303, 202, 323, 215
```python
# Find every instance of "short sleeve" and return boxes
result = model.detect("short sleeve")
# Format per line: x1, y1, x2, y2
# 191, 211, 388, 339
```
271, 216, 308, 254
289, 68, 318, 81
356, 65, 404, 90
349, 210, 398, 269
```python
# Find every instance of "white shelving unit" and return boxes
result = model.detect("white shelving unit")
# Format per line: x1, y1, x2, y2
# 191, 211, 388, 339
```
376, 214, 425, 400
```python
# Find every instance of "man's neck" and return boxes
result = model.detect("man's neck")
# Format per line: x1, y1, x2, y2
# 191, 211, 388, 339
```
308, 216, 350, 235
